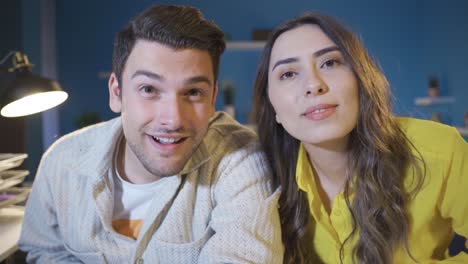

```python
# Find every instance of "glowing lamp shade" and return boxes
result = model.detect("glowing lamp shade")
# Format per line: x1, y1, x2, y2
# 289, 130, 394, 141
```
1, 91, 68, 117
0, 51, 68, 118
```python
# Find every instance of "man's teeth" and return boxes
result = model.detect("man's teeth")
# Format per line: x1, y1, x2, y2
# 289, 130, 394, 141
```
152, 136, 182, 144
313, 109, 326, 114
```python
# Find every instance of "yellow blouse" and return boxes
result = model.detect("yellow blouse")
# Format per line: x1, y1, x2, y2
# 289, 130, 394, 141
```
296, 117, 468, 263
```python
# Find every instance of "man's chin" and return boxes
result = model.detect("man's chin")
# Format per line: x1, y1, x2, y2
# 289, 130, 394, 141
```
142, 140, 203, 177
143, 159, 188, 178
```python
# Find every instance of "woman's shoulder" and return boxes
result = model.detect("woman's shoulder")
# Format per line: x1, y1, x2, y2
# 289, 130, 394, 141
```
395, 116, 463, 157
396, 116, 457, 135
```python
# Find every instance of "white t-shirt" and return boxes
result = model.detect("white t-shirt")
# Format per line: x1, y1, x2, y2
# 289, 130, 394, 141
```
111, 141, 167, 240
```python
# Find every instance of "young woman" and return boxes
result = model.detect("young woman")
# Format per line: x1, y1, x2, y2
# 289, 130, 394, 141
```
253, 12, 468, 264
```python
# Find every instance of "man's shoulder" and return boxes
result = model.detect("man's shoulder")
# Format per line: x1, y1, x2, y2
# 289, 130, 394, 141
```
44, 117, 121, 159
206, 112, 258, 151
180, 112, 264, 178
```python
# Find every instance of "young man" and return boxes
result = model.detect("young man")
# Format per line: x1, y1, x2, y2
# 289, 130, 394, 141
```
19, 5, 283, 263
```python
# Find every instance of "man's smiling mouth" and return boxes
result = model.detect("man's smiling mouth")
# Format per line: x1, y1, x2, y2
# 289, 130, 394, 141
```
151, 136, 185, 144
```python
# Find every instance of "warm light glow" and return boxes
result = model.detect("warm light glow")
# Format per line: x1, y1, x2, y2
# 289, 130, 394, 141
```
1, 91, 68, 117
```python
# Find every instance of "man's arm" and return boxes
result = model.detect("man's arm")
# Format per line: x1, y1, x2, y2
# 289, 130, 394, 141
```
198, 142, 284, 263
18, 154, 81, 263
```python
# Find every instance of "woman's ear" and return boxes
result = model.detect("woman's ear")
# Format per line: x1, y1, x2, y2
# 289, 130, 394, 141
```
275, 114, 281, 124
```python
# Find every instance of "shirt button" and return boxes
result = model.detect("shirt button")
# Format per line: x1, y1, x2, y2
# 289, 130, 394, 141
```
333, 209, 341, 216
135, 258, 144, 264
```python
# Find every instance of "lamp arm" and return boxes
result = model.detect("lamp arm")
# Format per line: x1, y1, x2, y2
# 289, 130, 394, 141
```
0, 51, 18, 66
0, 51, 33, 72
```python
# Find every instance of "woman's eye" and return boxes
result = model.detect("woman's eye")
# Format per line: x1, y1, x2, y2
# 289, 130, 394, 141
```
321, 59, 340, 69
280, 71, 297, 80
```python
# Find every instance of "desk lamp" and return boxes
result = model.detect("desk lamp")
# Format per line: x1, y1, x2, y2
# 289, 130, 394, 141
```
0, 51, 67, 117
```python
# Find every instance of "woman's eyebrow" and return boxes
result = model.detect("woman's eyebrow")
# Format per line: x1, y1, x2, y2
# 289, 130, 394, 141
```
271, 57, 299, 71
271, 46, 340, 71
312, 46, 340, 58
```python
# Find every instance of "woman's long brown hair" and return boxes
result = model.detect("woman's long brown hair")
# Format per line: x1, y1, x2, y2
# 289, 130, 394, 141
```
253, 13, 425, 264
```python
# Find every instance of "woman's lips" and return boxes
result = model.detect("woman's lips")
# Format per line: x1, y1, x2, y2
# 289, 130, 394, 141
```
303, 104, 338, 121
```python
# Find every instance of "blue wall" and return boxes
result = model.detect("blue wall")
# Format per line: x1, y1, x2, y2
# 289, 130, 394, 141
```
0, 1, 22, 55
18, 0, 467, 145
21, 0, 44, 180
418, 1, 468, 126
14, 0, 468, 253
51, 0, 467, 134
0, 0, 43, 179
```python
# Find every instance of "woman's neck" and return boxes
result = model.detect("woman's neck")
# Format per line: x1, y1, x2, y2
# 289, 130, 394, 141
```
303, 137, 350, 212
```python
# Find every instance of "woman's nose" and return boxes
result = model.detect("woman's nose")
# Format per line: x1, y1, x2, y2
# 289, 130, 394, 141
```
303, 70, 328, 97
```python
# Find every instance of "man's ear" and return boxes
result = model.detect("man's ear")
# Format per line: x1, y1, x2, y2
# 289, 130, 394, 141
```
211, 82, 218, 107
108, 73, 122, 113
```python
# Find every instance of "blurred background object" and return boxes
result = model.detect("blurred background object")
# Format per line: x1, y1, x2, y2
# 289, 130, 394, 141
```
427, 76, 439, 98
221, 80, 235, 118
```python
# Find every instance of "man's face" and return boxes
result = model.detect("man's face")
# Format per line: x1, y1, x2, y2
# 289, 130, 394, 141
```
109, 40, 217, 183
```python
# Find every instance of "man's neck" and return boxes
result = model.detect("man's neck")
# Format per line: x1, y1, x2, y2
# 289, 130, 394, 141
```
116, 137, 161, 184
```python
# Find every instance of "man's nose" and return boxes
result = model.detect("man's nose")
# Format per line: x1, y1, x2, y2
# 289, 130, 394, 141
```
157, 96, 184, 129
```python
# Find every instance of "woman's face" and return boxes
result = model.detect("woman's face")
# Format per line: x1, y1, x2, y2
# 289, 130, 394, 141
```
268, 24, 359, 147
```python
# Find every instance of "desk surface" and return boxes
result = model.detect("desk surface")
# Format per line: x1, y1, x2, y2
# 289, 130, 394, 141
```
0, 206, 24, 262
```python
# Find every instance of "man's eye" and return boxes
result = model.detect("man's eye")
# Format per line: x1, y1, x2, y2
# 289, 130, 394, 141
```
187, 89, 202, 96
142, 86, 154, 93
280, 71, 297, 80
139, 85, 159, 98
186, 89, 205, 100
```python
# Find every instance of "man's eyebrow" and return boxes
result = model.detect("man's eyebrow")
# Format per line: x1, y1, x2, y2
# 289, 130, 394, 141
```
271, 46, 340, 71
131, 70, 163, 80
184, 76, 212, 86
130, 70, 212, 86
